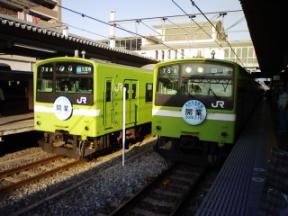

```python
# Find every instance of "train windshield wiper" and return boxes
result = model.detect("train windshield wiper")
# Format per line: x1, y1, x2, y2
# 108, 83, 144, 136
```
208, 87, 220, 100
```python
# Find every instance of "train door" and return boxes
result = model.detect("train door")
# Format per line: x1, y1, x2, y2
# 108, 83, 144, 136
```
104, 79, 113, 129
124, 80, 138, 125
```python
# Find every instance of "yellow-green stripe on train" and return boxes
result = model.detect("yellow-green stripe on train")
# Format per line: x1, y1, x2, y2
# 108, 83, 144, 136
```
152, 58, 262, 164
34, 57, 153, 158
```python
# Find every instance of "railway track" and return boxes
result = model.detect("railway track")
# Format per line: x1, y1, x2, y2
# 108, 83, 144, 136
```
110, 163, 206, 216
0, 149, 49, 170
6, 139, 157, 216
0, 155, 85, 193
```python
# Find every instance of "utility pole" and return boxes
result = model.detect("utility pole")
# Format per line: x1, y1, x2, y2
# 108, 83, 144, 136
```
109, 11, 116, 48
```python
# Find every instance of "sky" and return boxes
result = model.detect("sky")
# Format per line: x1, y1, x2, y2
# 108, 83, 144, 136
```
61, 0, 250, 41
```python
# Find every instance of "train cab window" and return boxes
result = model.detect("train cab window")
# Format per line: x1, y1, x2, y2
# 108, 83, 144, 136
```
157, 64, 179, 95
132, 83, 137, 99
55, 78, 93, 93
105, 81, 112, 102
145, 83, 153, 102
181, 63, 233, 98
54, 63, 93, 94
37, 64, 53, 92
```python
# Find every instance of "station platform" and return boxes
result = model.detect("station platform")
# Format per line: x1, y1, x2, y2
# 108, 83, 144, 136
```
0, 113, 34, 138
196, 99, 287, 215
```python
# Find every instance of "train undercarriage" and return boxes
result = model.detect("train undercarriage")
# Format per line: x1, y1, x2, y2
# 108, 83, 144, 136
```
155, 136, 231, 165
39, 123, 151, 159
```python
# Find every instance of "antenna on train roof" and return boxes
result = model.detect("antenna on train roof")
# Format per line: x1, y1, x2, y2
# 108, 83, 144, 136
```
74, 49, 79, 57
81, 50, 86, 58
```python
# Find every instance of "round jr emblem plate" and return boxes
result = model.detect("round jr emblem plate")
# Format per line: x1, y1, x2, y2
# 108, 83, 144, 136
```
181, 100, 207, 125
53, 96, 73, 121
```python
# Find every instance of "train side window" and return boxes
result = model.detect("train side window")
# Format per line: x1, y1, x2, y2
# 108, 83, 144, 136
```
132, 83, 137, 99
146, 83, 153, 102
124, 83, 129, 100
106, 81, 111, 102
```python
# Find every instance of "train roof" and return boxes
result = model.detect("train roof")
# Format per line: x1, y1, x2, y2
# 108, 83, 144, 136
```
35, 56, 153, 73
154, 58, 240, 68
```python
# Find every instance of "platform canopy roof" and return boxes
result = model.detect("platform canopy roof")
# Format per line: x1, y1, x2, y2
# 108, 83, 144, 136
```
0, 15, 157, 67
240, 0, 287, 77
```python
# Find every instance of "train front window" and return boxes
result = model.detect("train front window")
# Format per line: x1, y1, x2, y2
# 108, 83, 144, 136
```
37, 64, 53, 93
157, 64, 179, 95
37, 63, 93, 94
55, 63, 93, 94
181, 63, 233, 98
55, 78, 93, 93
36, 62, 94, 105
155, 62, 234, 109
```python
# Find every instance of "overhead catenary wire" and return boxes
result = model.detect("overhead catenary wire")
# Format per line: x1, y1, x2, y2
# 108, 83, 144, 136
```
65, 23, 109, 40
171, 0, 223, 48
113, 9, 243, 23
57, 3, 179, 53
138, 20, 162, 36
225, 17, 245, 31
166, 18, 195, 49
189, 0, 244, 66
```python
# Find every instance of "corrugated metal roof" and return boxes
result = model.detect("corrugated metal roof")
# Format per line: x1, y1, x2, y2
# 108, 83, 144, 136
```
0, 14, 157, 65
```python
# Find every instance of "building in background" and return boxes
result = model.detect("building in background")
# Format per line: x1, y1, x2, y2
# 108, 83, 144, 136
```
0, 0, 62, 114
101, 21, 259, 73
0, 0, 61, 27
0, 0, 62, 71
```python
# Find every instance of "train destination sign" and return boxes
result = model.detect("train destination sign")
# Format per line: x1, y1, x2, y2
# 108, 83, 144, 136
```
53, 96, 73, 121
181, 99, 207, 125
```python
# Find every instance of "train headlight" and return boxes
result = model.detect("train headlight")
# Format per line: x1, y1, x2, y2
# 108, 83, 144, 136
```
84, 126, 89, 131
197, 67, 204, 73
185, 66, 192, 73
36, 121, 41, 126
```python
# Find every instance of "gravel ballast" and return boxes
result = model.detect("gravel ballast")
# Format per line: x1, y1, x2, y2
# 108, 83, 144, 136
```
0, 142, 168, 215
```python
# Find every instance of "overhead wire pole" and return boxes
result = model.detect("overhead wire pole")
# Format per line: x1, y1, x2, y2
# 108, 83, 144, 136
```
139, 20, 163, 36
189, 0, 244, 66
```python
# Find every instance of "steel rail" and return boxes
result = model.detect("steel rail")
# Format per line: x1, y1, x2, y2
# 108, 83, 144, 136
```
109, 163, 206, 216
0, 155, 86, 193
0, 155, 62, 179
11, 139, 156, 216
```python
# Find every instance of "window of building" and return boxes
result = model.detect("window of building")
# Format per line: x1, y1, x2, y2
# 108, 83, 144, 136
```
242, 47, 248, 64
224, 48, 229, 59
236, 48, 241, 58
126, 40, 131, 50
131, 39, 136, 50
248, 47, 253, 57
137, 39, 142, 50
181, 49, 185, 59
